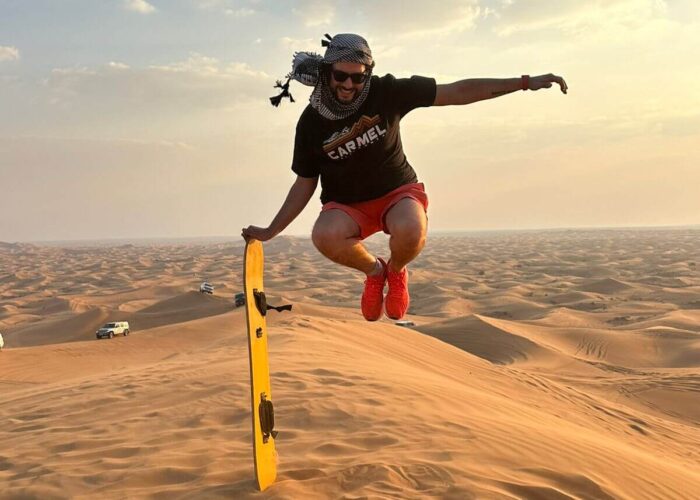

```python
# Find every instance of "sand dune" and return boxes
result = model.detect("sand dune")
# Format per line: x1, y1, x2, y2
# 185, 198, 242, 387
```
415, 313, 564, 365
578, 277, 634, 294
3, 306, 111, 347
128, 291, 234, 330
531, 306, 610, 328
1, 228, 699, 498
619, 309, 700, 332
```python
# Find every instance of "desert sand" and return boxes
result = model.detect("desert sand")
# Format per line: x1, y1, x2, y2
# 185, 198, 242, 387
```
1, 228, 699, 499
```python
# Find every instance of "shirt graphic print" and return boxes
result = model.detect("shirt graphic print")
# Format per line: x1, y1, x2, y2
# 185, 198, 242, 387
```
322, 115, 388, 161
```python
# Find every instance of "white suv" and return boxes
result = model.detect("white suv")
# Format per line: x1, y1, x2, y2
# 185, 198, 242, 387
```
96, 322, 130, 339
199, 282, 214, 294
0, 332, 4, 350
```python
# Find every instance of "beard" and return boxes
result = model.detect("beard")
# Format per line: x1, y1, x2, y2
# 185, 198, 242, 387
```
334, 86, 358, 103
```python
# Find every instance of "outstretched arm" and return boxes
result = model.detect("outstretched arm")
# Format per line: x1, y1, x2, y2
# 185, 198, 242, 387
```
433, 73, 567, 106
242, 175, 318, 242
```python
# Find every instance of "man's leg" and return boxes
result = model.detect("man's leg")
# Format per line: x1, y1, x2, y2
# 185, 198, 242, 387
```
384, 198, 427, 272
311, 209, 376, 275
383, 198, 427, 319
312, 209, 387, 321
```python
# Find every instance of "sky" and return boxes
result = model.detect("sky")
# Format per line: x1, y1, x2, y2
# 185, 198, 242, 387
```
1, 0, 699, 242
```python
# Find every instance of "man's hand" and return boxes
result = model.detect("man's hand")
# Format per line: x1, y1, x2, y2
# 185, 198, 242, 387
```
529, 73, 568, 94
242, 225, 275, 242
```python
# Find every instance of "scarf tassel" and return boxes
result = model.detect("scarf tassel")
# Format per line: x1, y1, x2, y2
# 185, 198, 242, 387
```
269, 77, 295, 107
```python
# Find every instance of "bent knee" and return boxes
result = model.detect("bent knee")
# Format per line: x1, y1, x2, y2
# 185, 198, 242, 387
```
388, 219, 426, 242
311, 225, 354, 253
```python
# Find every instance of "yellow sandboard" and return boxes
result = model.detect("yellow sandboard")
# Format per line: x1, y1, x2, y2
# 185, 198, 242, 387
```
243, 239, 278, 491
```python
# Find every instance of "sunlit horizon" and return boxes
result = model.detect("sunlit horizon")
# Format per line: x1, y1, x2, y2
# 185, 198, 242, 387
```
9, 223, 698, 247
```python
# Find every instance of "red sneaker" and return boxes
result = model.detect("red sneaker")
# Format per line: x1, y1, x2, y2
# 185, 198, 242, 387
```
385, 262, 409, 320
361, 258, 387, 321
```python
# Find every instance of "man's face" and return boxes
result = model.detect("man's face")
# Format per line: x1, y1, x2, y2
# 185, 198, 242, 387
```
328, 62, 368, 104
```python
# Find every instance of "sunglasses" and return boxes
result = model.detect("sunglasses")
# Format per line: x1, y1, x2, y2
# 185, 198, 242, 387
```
331, 70, 369, 84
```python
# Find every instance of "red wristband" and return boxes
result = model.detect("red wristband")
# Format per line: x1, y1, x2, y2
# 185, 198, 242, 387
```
521, 74, 530, 91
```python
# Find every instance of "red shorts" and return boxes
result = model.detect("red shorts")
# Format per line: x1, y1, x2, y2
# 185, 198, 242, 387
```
321, 182, 429, 240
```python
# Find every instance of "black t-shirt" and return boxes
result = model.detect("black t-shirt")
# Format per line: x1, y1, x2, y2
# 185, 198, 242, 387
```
291, 74, 436, 204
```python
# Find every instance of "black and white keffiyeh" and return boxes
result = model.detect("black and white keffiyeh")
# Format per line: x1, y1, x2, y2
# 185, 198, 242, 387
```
270, 33, 375, 120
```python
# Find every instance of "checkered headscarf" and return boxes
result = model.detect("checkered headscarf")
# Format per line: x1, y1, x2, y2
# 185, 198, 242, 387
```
270, 33, 375, 120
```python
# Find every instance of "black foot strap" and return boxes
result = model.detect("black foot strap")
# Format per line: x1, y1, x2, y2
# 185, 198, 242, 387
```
259, 393, 278, 443
253, 289, 292, 317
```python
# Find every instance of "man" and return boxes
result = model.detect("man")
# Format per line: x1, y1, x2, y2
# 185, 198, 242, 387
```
242, 33, 567, 321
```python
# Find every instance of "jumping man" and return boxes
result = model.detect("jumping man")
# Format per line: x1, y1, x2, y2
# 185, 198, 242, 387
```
242, 33, 567, 321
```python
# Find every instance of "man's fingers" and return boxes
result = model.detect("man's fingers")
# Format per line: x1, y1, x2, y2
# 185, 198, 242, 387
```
242, 225, 270, 242
550, 74, 568, 94
536, 74, 568, 94
559, 77, 568, 94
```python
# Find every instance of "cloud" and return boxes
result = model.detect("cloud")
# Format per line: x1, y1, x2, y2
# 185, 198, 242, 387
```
43, 54, 270, 121
353, 0, 483, 39
490, 0, 669, 37
292, 0, 335, 27
226, 7, 254, 17
108, 61, 130, 70
0, 46, 20, 62
193, 0, 258, 17
193, 0, 224, 8
149, 53, 266, 78
124, 0, 156, 14
371, 44, 403, 61
279, 36, 316, 51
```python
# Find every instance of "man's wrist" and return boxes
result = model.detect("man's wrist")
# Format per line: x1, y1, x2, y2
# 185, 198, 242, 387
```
521, 75, 530, 91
